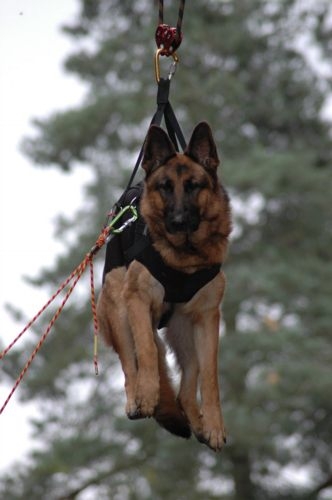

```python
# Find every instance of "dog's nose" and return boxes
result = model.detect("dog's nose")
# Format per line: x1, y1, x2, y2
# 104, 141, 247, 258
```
171, 215, 187, 232
173, 213, 185, 225
166, 213, 187, 233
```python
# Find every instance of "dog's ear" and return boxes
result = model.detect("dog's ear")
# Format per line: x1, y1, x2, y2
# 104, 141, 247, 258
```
185, 122, 219, 171
142, 125, 177, 175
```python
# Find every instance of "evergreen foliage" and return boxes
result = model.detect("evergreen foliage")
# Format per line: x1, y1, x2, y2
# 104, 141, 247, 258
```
1, 0, 332, 498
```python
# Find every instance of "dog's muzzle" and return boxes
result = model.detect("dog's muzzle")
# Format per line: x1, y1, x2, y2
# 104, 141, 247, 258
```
165, 209, 200, 234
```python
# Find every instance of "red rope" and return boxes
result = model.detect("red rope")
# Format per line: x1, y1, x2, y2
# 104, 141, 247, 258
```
0, 227, 109, 415
0, 259, 88, 415
89, 257, 99, 375
0, 263, 84, 361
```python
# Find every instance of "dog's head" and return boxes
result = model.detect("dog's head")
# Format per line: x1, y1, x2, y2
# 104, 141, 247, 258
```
141, 122, 221, 236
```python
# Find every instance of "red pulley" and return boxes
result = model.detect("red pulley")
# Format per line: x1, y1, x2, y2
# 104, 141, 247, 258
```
155, 24, 183, 56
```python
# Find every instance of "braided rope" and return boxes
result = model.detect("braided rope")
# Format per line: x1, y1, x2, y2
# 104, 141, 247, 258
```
0, 259, 88, 415
158, 0, 185, 32
158, 0, 163, 25
0, 263, 84, 361
0, 226, 113, 414
0, 203, 138, 414
176, 0, 185, 34
89, 257, 99, 375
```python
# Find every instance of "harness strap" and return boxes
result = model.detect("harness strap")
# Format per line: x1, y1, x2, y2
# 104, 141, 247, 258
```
164, 100, 186, 151
120, 78, 186, 202
114, 0, 186, 207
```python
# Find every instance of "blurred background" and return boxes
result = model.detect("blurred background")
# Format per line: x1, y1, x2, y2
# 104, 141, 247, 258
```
1, 1, 331, 499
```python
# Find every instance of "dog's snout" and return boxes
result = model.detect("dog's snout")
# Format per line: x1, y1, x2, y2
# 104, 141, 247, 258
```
173, 212, 185, 226
171, 222, 187, 232
167, 212, 187, 233
165, 207, 201, 234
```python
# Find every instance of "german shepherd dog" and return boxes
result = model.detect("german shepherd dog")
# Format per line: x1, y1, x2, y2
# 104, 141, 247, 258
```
97, 122, 231, 451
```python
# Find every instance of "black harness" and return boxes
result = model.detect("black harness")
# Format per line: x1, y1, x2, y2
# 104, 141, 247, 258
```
102, 76, 221, 311
102, 183, 221, 306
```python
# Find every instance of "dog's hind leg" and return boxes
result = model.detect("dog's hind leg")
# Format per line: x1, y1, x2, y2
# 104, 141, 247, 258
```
154, 334, 191, 439
185, 273, 227, 451
165, 311, 203, 438
193, 309, 226, 451
97, 268, 138, 418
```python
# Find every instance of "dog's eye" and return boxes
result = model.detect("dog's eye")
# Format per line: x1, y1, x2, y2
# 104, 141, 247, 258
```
157, 180, 173, 193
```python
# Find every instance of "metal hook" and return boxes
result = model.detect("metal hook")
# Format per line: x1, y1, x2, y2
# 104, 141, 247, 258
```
154, 48, 179, 83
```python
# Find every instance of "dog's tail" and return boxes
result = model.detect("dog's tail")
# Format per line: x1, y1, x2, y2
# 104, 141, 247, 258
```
154, 336, 191, 439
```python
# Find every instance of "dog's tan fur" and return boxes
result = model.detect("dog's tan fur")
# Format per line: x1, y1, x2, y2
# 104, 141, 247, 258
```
97, 122, 231, 451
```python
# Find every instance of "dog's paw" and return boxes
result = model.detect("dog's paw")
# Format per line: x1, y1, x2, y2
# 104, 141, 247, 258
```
126, 400, 144, 420
197, 426, 227, 452
195, 415, 227, 452
135, 378, 160, 417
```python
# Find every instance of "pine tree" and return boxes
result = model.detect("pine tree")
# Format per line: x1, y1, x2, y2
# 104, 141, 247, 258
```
1, 1, 332, 498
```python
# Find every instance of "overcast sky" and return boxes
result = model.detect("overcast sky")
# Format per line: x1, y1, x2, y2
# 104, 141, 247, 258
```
0, 0, 88, 471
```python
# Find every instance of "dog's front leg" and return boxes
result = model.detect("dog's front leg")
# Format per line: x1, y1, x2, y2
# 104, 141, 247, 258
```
194, 309, 226, 451
125, 261, 164, 418
97, 268, 139, 419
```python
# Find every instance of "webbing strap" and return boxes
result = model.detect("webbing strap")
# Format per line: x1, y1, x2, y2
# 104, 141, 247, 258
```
121, 78, 186, 198
164, 100, 186, 151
